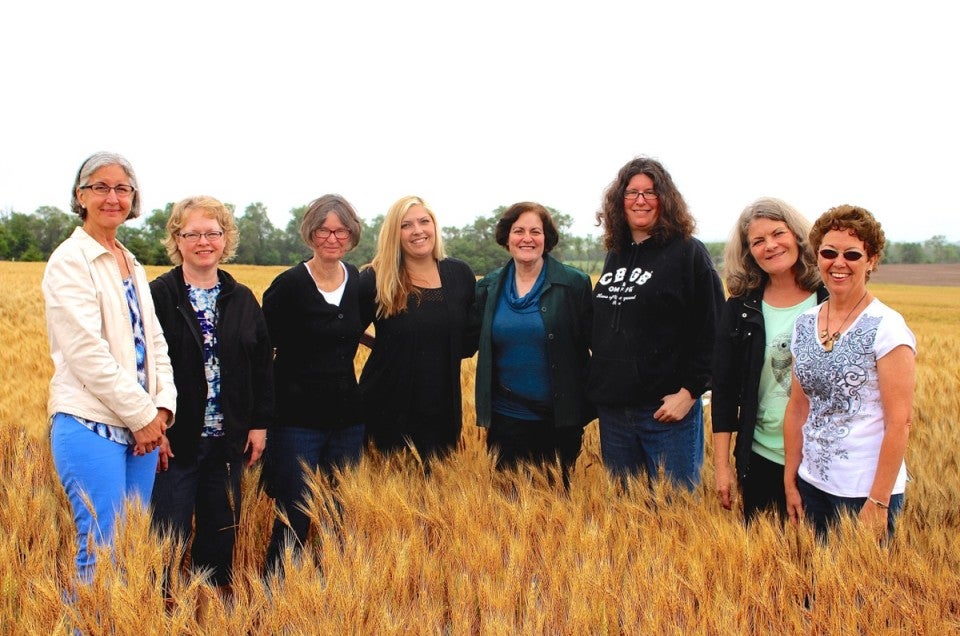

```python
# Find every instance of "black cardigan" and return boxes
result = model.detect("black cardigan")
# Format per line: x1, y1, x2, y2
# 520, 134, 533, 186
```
262, 261, 364, 430
711, 283, 828, 482
150, 267, 275, 463
358, 258, 479, 442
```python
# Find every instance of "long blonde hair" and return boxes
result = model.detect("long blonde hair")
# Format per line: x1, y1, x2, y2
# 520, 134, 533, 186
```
367, 195, 446, 318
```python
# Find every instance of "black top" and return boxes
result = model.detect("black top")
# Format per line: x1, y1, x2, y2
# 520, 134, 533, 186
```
262, 261, 364, 430
150, 266, 275, 463
712, 283, 828, 481
358, 258, 479, 445
587, 236, 725, 406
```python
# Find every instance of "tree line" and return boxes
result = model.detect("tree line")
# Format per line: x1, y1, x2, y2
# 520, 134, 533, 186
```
1, 204, 958, 275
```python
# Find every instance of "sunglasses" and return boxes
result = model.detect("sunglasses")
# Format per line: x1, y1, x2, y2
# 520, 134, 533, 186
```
818, 248, 866, 261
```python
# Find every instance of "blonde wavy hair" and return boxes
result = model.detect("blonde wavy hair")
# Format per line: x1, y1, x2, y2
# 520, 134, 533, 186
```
366, 195, 446, 318
163, 195, 239, 265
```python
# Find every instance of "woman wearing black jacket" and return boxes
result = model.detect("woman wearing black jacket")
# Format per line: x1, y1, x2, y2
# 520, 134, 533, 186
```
712, 197, 824, 522
261, 194, 366, 572
150, 195, 274, 595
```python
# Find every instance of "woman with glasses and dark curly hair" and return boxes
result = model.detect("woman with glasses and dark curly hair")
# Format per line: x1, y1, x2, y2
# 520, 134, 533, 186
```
260, 194, 366, 571
43, 152, 176, 583
588, 156, 724, 491
784, 205, 916, 541
711, 198, 825, 523
150, 195, 274, 596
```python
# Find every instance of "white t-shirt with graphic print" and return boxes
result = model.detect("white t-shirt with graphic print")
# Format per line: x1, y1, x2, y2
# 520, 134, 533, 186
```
791, 298, 916, 498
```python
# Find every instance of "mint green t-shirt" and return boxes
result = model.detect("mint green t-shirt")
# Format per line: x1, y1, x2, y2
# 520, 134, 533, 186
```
752, 293, 818, 464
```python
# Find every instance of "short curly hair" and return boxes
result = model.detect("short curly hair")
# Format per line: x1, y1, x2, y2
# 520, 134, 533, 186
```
163, 195, 239, 265
494, 202, 559, 254
809, 204, 885, 280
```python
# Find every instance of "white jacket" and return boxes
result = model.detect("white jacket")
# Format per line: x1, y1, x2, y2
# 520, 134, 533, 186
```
43, 227, 176, 432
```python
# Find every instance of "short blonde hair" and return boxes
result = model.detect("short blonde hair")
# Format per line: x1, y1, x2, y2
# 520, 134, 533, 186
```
163, 195, 239, 265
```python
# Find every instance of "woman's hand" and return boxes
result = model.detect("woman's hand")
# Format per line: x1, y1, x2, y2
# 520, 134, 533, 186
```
132, 408, 170, 456
785, 477, 803, 525
859, 499, 889, 541
245, 429, 267, 467
157, 435, 174, 471
715, 461, 735, 510
712, 432, 735, 510
655, 388, 696, 423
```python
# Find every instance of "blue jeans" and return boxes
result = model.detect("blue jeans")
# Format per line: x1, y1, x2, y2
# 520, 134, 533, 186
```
150, 437, 242, 587
51, 413, 158, 583
597, 400, 704, 491
798, 477, 904, 541
264, 425, 364, 571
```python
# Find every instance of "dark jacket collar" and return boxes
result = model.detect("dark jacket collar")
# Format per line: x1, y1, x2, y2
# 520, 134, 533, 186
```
161, 265, 238, 301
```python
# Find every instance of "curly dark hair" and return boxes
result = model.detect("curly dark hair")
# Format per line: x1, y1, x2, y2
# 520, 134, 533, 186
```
494, 202, 559, 254
595, 156, 695, 251
809, 204, 886, 280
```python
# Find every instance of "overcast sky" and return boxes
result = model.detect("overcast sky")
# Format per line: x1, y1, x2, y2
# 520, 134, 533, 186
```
2, 1, 957, 243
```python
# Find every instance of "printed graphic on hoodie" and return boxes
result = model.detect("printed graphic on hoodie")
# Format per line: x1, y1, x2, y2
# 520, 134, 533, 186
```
595, 267, 653, 307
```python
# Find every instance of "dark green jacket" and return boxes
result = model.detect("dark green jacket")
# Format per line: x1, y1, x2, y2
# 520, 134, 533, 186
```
474, 255, 595, 429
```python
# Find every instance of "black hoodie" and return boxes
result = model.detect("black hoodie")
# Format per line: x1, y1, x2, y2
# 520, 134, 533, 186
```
587, 236, 724, 407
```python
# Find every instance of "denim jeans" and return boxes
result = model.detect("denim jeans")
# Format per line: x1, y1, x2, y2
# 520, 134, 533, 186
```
597, 399, 704, 491
264, 424, 364, 571
51, 413, 158, 583
150, 437, 242, 586
798, 477, 904, 541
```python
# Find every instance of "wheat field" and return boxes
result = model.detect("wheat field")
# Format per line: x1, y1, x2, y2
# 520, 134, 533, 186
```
1, 261, 958, 634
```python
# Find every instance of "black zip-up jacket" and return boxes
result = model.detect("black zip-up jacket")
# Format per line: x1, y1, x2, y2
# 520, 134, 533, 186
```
711, 283, 828, 482
262, 261, 364, 430
150, 267, 275, 463
588, 236, 725, 406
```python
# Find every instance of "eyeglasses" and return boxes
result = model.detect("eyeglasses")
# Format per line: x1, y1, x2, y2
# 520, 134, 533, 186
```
80, 183, 136, 197
315, 228, 352, 240
818, 248, 865, 261
624, 190, 658, 201
178, 231, 225, 242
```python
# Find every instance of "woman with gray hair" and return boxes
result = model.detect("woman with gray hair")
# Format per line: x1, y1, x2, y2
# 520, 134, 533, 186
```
711, 197, 824, 522
149, 195, 274, 596
42, 152, 176, 582
260, 194, 365, 572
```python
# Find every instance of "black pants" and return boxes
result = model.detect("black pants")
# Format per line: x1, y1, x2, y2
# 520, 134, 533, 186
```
150, 437, 242, 587
740, 451, 787, 524
486, 412, 583, 488
369, 409, 461, 464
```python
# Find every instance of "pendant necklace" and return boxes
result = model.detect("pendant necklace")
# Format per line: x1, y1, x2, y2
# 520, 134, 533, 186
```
820, 290, 868, 352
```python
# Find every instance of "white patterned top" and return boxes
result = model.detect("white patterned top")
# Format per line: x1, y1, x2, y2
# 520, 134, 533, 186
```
791, 298, 916, 497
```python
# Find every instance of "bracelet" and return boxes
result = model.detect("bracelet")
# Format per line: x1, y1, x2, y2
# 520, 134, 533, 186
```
867, 496, 889, 509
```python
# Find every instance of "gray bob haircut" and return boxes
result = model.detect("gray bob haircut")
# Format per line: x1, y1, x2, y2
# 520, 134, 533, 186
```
71, 151, 142, 220
299, 194, 362, 251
